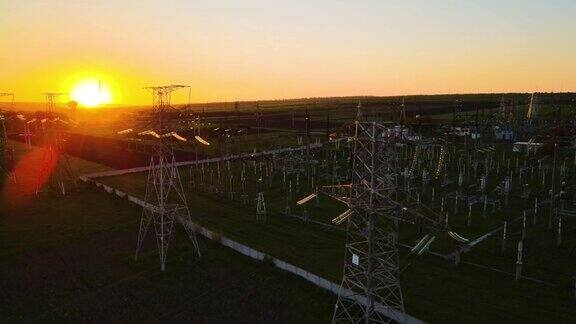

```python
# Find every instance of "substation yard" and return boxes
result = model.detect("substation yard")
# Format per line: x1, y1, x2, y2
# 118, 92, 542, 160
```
3, 95, 576, 323
0, 141, 335, 323
95, 138, 576, 323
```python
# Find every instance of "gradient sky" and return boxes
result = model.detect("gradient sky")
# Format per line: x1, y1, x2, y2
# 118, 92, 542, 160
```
1, 0, 575, 105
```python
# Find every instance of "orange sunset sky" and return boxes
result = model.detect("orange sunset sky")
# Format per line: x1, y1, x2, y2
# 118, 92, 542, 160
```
1, 0, 575, 106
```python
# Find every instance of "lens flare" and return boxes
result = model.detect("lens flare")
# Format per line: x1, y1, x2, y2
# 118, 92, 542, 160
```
1, 147, 57, 211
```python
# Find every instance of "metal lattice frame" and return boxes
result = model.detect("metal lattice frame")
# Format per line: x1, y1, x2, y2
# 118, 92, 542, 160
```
43, 93, 65, 117
0, 92, 14, 156
135, 85, 201, 271
36, 92, 76, 194
0, 114, 7, 157
256, 191, 267, 222
333, 122, 405, 323
22, 123, 32, 147
0, 114, 16, 182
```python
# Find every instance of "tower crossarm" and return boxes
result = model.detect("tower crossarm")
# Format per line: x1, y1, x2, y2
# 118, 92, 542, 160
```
0, 93, 15, 110
142, 85, 190, 132
320, 184, 351, 205
322, 183, 448, 233
42, 92, 67, 116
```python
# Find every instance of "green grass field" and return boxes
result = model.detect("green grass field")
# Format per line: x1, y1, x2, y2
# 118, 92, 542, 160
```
96, 140, 576, 323
3, 92, 575, 322
0, 140, 336, 322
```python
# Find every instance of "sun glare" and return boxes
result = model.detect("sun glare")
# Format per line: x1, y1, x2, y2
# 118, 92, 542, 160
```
70, 80, 111, 108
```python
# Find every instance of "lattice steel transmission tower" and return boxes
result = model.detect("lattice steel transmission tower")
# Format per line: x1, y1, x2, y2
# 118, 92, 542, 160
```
399, 98, 407, 124
0, 115, 6, 153
0, 92, 14, 154
0, 92, 14, 109
256, 178, 267, 222
36, 92, 76, 195
35, 132, 76, 195
356, 101, 363, 121
332, 121, 405, 323
43, 93, 66, 116
135, 85, 201, 271
0, 113, 16, 182
452, 99, 464, 127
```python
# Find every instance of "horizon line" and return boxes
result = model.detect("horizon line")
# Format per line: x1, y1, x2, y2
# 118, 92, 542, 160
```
2, 90, 576, 108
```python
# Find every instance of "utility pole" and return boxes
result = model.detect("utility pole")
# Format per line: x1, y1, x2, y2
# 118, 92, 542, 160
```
400, 97, 406, 126
305, 107, 310, 176
452, 101, 457, 129
235, 101, 239, 124
549, 142, 558, 229
475, 106, 479, 145
326, 114, 330, 140
255, 101, 260, 137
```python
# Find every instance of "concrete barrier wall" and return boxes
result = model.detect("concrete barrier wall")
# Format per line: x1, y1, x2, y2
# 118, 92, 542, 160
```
81, 143, 322, 180
79, 169, 423, 324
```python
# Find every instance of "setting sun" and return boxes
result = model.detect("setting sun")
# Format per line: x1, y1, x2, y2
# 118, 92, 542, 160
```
70, 80, 111, 108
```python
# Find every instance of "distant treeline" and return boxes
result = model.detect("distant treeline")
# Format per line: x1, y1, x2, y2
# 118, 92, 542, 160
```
169, 92, 576, 114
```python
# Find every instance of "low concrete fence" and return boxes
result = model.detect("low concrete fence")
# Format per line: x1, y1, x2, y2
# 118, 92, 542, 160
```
82, 143, 322, 179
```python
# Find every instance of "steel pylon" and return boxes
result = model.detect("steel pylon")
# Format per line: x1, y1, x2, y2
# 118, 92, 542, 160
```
332, 122, 405, 323
1, 115, 16, 182
0, 114, 7, 161
135, 85, 200, 271
35, 129, 76, 195
135, 145, 201, 270
1, 94, 17, 182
